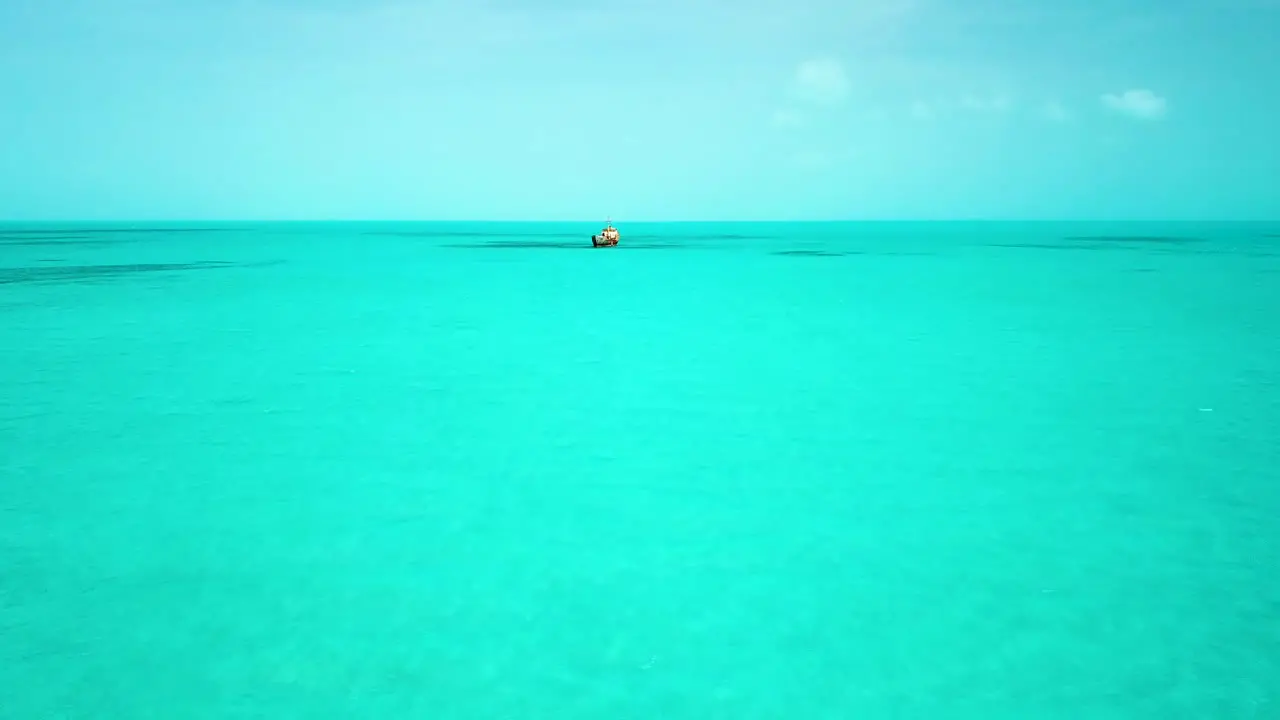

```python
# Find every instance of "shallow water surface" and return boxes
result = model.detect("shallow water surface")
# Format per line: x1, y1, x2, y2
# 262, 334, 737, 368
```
2, 221, 1278, 718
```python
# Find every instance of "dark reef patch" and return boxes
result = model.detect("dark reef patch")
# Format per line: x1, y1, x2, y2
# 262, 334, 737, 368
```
0, 239, 124, 247
441, 240, 586, 249
1063, 235, 1204, 244
442, 239, 699, 250
773, 249, 860, 257
617, 244, 698, 250
670, 233, 777, 241
375, 229, 774, 244
0, 260, 279, 286
0, 234, 97, 241
0, 227, 238, 236
987, 242, 1131, 251
371, 230, 577, 240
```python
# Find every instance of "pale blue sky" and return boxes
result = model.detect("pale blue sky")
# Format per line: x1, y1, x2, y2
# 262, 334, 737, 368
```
1, 0, 1277, 220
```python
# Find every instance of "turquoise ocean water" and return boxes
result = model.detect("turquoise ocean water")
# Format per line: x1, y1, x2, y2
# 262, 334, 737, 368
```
2, 221, 1278, 718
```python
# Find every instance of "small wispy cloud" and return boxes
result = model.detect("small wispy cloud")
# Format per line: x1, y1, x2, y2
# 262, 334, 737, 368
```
959, 94, 1011, 112
791, 58, 850, 106
1101, 89, 1168, 119
771, 108, 808, 128
772, 58, 849, 130
907, 94, 1010, 120
1042, 100, 1070, 122
791, 150, 834, 170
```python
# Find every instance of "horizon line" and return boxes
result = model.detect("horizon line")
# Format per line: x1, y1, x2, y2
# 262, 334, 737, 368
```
2, 218, 1277, 224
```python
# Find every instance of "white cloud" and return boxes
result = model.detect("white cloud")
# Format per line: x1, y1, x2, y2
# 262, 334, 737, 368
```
789, 145, 860, 171
771, 108, 808, 128
791, 58, 850, 106
1101, 89, 1168, 119
907, 94, 1012, 120
792, 150, 834, 170
960, 94, 1011, 112
1042, 100, 1069, 122
774, 57, 849, 129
